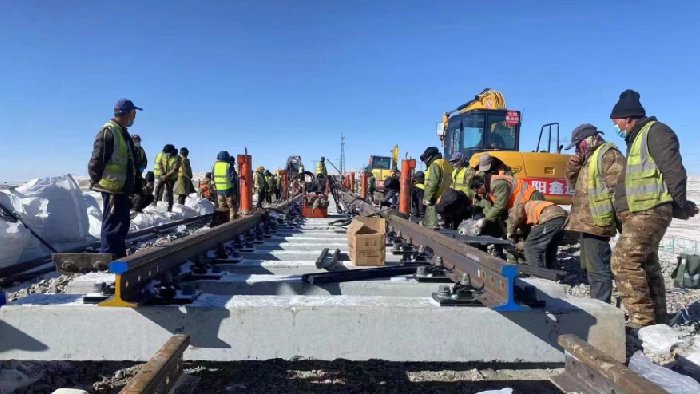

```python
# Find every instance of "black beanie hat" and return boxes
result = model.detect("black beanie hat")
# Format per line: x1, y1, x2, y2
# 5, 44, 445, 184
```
610, 89, 646, 119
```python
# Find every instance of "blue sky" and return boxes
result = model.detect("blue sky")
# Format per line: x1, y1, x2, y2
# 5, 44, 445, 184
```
1, 1, 699, 182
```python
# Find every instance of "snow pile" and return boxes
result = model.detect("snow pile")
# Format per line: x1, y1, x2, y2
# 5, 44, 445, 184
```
638, 324, 684, 361
0, 175, 92, 269
129, 195, 214, 232
1, 176, 214, 270
629, 351, 700, 393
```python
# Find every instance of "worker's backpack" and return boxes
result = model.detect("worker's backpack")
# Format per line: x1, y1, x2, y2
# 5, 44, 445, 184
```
672, 253, 700, 289
459, 89, 507, 113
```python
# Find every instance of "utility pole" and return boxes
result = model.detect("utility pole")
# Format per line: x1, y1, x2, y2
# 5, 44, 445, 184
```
340, 132, 346, 175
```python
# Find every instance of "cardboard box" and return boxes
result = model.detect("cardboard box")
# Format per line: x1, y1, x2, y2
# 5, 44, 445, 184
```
347, 217, 386, 266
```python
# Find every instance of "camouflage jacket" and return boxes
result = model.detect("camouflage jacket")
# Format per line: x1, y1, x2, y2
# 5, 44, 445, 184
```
564, 146, 624, 237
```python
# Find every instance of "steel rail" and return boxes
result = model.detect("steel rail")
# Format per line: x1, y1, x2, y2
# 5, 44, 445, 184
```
0, 213, 213, 284
343, 191, 529, 311
120, 334, 190, 394
101, 199, 298, 307
553, 335, 667, 394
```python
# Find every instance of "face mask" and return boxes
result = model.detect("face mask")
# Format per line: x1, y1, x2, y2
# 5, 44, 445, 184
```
614, 125, 625, 138
134, 142, 141, 148
127, 119, 134, 127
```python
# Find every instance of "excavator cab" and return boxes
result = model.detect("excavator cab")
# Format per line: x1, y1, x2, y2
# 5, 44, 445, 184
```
436, 89, 572, 204
439, 109, 521, 159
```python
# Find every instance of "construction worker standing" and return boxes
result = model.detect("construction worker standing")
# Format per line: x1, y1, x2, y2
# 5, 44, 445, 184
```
88, 99, 141, 257
506, 201, 567, 268
265, 170, 276, 203
254, 166, 267, 208
275, 170, 282, 201
449, 152, 476, 199
421, 146, 453, 229
174, 147, 193, 205
131, 135, 147, 184
412, 171, 425, 218
316, 157, 328, 176
367, 171, 377, 205
152, 145, 169, 204
212, 151, 239, 221
159, 145, 181, 212
610, 89, 695, 328
564, 124, 624, 303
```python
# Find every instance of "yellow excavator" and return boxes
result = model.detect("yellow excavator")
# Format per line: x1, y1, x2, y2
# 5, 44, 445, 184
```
368, 145, 399, 190
437, 89, 572, 205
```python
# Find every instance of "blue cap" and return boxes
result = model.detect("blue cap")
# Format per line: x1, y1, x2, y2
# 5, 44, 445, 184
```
114, 98, 143, 115
449, 152, 465, 162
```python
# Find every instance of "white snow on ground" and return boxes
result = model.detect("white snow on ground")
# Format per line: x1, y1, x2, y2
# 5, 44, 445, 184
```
0, 174, 214, 270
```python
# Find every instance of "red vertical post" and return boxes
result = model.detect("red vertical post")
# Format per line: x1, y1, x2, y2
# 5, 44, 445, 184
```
237, 154, 253, 215
399, 159, 415, 215
360, 172, 367, 199
350, 172, 356, 193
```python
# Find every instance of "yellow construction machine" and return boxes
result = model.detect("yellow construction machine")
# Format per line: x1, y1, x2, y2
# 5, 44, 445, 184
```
437, 89, 572, 205
368, 145, 399, 190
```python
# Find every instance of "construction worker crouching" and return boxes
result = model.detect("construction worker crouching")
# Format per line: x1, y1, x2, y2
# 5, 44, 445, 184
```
88, 98, 141, 258
382, 169, 400, 209
198, 172, 216, 204
420, 146, 453, 229
610, 89, 696, 328
506, 201, 567, 268
469, 154, 544, 238
564, 123, 624, 304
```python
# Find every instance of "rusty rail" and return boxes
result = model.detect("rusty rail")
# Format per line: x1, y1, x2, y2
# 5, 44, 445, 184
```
553, 335, 667, 394
121, 334, 190, 394
342, 191, 530, 311
101, 198, 298, 307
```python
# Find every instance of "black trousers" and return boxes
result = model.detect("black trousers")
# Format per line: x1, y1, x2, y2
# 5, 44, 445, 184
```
411, 188, 425, 218
383, 190, 399, 209
163, 180, 175, 211
580, 232, 613, 303
154, 179, 164, 202
178, 194, 187, 205
524, 216, 566, 269
131, 193, 154, 212
100, 193, 130, 258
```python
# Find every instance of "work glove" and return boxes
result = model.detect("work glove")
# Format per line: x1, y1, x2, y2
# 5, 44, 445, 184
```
423, 199, 434, 207
673, 201, 697, 220
471, 218, 485, 236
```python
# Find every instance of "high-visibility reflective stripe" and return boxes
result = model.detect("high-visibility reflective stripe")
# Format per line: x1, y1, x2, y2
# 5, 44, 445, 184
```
524, 201, 554, 225
98, 121, 131, 193
625, 121, 673, 212
213, 161, 233, 191
154, 152, 164, 176
490, 174, 536, 209
587, 143, 616, 226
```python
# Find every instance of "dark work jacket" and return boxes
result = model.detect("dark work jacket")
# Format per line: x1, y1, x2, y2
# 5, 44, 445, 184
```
384, 176, 401, 192
614, 116, 687, 213
88, 119, 136, 195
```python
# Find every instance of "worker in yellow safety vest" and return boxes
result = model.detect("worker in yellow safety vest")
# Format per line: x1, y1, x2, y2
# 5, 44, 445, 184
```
87, 98, 141, 257
609, 89, 696, 328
